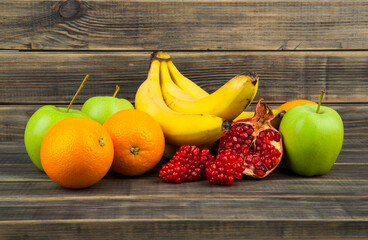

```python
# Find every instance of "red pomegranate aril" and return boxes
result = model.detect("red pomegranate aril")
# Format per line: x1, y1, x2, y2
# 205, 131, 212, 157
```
218, 99, 283, 179
159, 145, 214, 183
205, 149, 245, 186
275, 133, 281, 142
254, 169, 266, 177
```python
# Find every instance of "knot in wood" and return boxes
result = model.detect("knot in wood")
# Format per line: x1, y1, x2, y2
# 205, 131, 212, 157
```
59, 0, 82, 20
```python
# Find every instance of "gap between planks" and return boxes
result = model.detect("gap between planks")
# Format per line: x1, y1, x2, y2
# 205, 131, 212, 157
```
1, 218, 368, 225
1, 193, 368, 202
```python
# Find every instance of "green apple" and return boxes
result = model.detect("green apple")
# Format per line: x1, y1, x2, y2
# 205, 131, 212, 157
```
24, 74, 91, 171
81, 86, 134, 124
279, 90, 344, 176
24, 106, 90, 171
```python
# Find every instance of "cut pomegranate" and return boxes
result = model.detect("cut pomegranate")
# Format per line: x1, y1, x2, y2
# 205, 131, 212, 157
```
205, 149, 245, 186
158, 145, 214, 183
218, 98, 283, 178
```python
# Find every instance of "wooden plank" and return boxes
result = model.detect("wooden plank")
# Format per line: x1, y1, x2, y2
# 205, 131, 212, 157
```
0, 219, 367, 240
1, 0, 368, 50
0, 160, 367, 198
0, 51, 368, 104
1, 104, 366, 158
0, 196, 368, 221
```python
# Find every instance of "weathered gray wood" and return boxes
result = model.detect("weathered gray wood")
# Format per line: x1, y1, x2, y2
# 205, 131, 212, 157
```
1, 219, 367, 240
1, 0, 368, 50
0, 51, 367, 104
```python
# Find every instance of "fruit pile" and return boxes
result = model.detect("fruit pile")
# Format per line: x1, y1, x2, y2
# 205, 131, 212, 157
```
24, 51, 344, 189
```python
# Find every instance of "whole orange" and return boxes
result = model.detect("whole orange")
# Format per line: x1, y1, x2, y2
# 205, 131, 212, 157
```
103, 109, 165, 176
40, 117, 114, 189
277, 99, 317, 112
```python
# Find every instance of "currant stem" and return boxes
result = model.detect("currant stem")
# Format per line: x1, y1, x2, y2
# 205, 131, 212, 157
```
113, 85, 120, 97
66, 74, 90, 112
316, 89, 326, 114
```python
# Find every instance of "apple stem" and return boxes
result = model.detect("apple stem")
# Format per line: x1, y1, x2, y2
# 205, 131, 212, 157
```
66, 74, 90, 112
113, 85, 120, 98
316, 89, 326, 114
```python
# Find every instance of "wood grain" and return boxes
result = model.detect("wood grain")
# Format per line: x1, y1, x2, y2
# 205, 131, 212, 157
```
1, 0, 368, 50
1, 219, 367, 240
0, 51, 368, 104
1, 1, 368, 239
0, 196, 367, 221
0, 160, 367, 198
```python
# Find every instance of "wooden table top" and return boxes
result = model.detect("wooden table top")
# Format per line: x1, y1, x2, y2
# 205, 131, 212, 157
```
1, 0, 368, 239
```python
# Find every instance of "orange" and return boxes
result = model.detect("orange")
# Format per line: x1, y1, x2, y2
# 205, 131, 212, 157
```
277, 99, 317, 112
40, 117, 114, 189
103, 109, 165, 176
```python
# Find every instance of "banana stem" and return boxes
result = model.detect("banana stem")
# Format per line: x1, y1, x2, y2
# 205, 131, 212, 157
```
66, 74, 89, 112
113, 85, 120, 97
316, 89, 326, 114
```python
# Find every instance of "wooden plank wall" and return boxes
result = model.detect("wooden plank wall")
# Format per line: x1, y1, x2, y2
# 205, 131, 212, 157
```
1, 1, 368, 239
1, 0, 368, 50
1, 0, 367, 156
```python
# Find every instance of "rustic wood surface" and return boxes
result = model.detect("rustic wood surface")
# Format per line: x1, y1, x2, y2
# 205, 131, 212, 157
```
1, 0, 368, 50
0, 51, 367, 104
0, 103, 367, 239
1, 0, 368, 239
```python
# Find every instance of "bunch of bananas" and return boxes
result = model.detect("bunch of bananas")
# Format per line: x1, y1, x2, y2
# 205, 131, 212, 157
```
135, 52, 259, 153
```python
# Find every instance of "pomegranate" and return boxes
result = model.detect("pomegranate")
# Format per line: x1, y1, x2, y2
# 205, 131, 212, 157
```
158, 145, 214, 183
205, 149, 245, 186
218, 98, 283, 178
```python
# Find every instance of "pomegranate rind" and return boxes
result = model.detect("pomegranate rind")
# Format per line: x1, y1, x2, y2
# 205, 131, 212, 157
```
218, 99, 283, 179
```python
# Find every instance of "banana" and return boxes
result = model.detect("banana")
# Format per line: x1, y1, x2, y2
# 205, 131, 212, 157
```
233, 111, 256, 121
153, 51, 209, 99
167, 59, 209, 98
160, 60, 197, 102
160, 59, 259, 121
135, 57, 230, 146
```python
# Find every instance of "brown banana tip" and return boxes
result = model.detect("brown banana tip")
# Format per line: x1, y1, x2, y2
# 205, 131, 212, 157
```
150, 51, 159, 61
242, 71, 258, 80
222, 119, 232, 132
237, 71, 258, 85
151, 51, 171, 61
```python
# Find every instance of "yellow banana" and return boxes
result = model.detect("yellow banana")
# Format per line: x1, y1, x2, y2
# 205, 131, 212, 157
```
167, 59, 209, 98
135, 58, 230, 146
160, 59, 259, 121
160, 61, 197, 102
153, 51, 209, 99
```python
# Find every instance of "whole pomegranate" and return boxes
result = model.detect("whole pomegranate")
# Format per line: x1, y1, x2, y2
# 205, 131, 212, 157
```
218, 98, 283, 178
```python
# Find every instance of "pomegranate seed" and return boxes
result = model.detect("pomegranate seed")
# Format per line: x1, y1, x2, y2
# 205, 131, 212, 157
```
205, 149, 245, 186
217, 99, 283, 179
275, 133, 281, 142
159, 145, 214, 183
254, 170, 266, 177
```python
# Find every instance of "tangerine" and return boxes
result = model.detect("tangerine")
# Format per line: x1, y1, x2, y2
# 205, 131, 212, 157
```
40, 117, 114, 189
103, 109, 165, 176
277, 99, 317, 112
